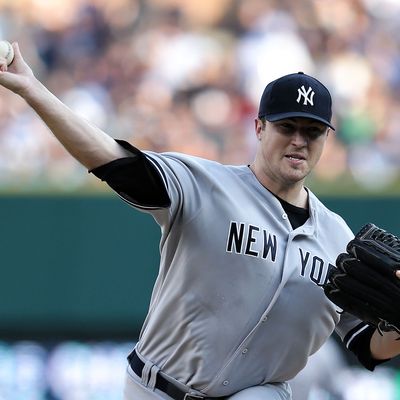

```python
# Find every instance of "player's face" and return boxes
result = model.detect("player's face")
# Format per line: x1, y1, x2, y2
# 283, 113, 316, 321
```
255, 117, 329, 188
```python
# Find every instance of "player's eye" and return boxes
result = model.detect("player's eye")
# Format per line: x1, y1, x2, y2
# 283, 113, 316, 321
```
277, 123, 295, 134
305, 127, 326, 140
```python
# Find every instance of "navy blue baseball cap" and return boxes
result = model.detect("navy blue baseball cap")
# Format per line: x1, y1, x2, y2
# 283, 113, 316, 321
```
258, 72, 335, 130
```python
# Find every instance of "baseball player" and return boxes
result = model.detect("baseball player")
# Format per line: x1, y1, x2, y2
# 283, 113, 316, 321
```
2, 43, 400, 400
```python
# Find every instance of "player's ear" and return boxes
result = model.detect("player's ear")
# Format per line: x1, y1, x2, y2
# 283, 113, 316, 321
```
325, 127, 331, 138
255, 118, 263, 140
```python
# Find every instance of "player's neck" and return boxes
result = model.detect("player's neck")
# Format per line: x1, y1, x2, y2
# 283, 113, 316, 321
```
275, 186, 308, 209
249, 164, 308, 209
269, 184, 308, 209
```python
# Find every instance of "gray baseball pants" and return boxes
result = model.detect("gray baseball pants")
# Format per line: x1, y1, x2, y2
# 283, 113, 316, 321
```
123, 365, 292, 400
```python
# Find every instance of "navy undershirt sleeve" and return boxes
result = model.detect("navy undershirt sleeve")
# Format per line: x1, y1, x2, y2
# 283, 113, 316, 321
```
90, 140, 171, 208
347, 325, 391, 370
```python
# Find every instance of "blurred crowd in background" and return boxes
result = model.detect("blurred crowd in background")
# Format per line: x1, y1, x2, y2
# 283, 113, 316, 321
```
1, 0, 400, 193
1, 338, 399, 400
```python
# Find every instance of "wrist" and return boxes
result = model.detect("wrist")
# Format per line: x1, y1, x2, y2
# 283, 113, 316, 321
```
22, 78, 51, 107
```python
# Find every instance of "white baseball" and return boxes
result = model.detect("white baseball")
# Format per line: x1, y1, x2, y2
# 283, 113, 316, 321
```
0, 40, 14, 65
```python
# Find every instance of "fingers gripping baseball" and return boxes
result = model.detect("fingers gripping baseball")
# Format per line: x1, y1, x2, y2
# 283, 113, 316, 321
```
0, 42, 35, 95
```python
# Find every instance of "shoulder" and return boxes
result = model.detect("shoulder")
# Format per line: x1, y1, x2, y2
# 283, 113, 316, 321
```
144, 151, 247, 178
308, 190, 354, 238
144, 151, 222, 167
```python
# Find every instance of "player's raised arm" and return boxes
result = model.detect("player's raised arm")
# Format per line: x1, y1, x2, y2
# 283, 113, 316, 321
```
0, 42, 129, 170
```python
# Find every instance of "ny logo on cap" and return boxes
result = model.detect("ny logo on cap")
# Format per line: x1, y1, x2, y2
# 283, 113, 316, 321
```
297, 85, 315, 106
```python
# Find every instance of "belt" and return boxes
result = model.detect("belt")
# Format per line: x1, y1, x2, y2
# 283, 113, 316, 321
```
127, 349, 207, 400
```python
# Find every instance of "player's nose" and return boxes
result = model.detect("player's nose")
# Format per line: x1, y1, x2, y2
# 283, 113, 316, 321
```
290, 130, 308, 147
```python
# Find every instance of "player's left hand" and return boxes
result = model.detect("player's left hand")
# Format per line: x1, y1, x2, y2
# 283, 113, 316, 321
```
323, 223, 400, 335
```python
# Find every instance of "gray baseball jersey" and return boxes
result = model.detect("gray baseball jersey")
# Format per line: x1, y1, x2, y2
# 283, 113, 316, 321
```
117, 151, 363, 397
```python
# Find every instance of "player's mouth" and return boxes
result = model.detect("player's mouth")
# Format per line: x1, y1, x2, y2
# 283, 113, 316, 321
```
285, 153, 306, 166
285, 153, 306, 160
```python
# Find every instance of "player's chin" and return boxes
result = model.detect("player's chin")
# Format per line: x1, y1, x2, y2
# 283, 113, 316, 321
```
282, 167, 309, 184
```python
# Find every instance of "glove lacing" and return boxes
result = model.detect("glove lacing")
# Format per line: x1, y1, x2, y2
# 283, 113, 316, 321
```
371, 229, 400, 251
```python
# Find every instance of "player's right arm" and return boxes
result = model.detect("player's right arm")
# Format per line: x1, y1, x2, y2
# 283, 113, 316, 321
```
0, 42, 129, 170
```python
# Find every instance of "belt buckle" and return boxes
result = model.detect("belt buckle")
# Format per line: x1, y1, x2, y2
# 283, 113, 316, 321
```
184, 394, 204, 400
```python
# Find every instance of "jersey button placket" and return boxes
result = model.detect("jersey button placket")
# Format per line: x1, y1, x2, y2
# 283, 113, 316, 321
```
261, 314, 268, 322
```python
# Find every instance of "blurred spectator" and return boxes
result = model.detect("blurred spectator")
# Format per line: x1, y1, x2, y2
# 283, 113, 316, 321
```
0, 0, 400, 193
